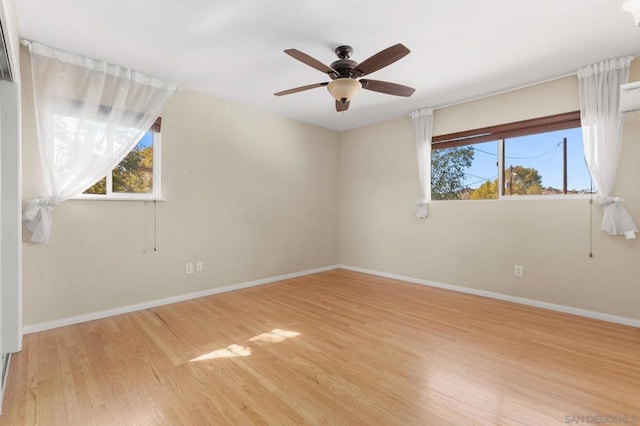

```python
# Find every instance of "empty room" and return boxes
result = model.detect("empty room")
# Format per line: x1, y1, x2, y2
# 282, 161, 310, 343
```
0, 0, 639, 424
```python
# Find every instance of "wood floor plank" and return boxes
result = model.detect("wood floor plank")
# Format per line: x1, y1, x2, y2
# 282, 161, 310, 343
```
1, 269, 639, 425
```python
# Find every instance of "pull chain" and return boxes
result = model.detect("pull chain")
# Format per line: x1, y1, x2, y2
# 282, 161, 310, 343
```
153, 199, 158, 252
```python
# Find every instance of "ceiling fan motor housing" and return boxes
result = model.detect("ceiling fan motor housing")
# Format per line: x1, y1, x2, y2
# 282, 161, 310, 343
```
331, 59, 358, 78
331, 45, 358, 78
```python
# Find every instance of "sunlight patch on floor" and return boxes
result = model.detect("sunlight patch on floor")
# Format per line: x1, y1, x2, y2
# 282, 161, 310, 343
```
190, 344, 252, 361
250, 328, 301, 344
189, 329, 300, 362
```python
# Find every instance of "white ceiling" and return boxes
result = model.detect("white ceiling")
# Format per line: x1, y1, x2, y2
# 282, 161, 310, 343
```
14, 0, 640, 131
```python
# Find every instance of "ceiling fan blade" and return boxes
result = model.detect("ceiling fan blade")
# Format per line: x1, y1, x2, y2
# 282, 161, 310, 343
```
274, 82, 328, 96
284, 49, 336, 76
360, 79, 415, 97
336, 100, 350, 112
351, 44, 410, 77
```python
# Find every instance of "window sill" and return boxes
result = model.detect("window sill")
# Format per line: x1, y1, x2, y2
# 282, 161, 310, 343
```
71, 195, 166, 202
431, 194, 594, 202
498, 194, 594, 201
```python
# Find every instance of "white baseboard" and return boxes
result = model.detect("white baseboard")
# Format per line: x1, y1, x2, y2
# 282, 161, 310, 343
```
23, 265, 340, 335
25, 263, 639, 334
338, 264, 640, 328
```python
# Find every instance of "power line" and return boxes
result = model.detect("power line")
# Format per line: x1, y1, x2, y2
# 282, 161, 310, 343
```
537, 141, 563, 174
463, 172, 496, 181
473, 148, 498, 157
466, 177, 497, 187
473, 141, 562, 160
463, 173, 497, 187
505, 141, 562, 160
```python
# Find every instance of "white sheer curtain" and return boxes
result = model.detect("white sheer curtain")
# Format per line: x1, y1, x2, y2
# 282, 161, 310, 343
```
410, 108, 433, 218
578, 56, 638, 240
22, 41, 178, 243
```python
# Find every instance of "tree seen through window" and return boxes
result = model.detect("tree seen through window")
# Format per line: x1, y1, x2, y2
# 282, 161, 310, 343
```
84, 130, 154, 195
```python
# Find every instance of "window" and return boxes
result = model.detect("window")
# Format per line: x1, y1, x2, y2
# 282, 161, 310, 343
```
430, 111, 594, 200
502, 127, 592, 196
80, 118, 161, 200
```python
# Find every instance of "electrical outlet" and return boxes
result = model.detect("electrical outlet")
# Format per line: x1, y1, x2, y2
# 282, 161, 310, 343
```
196, 261, 203, 272
514, 265, 524, 277
186, 263, 194, 274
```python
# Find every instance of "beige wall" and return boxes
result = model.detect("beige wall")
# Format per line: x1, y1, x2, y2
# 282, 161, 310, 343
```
339, 72, 640, 320
21, 47, 640, 327
21, 50, 340, 326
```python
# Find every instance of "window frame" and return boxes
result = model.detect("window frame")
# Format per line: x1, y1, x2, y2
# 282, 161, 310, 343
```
430, 111, 593, 201
73, 118, 162, 201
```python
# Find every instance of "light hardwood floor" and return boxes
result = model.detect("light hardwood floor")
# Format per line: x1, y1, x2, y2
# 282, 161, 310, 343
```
1, 269, 639, 425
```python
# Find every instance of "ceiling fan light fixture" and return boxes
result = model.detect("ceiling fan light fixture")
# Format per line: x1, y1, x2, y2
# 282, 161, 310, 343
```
623, 0, 640, 26
327, 78, 362, 103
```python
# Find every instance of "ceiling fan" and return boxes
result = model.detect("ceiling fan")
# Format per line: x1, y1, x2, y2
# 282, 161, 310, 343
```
274, 44, 415, 112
